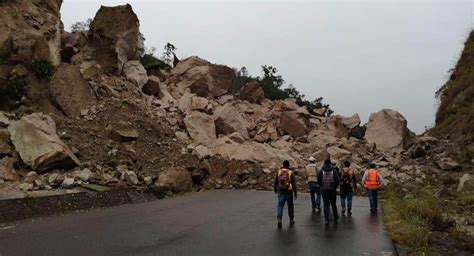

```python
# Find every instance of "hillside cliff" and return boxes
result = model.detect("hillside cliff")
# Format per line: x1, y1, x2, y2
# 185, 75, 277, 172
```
432, 31, 474, 145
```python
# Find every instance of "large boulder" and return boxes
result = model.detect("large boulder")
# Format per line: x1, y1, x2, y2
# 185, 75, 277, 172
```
214, 104, 249, 139
8, 113, 80, 172
142, 76, 162, 96
211, 137, 296, 169
183, 111, 216, 146
86, 4, 144, 74
236, 81, 264, 104
49, 63, 95, 116
0, 0, 63, 65
341, 114, 361, 129
457, 173, 473, 192
123, 60, 148, 88
154, 167, 193, 193
0, 157, 19, 181
0, 128, 13, 157
365, 109, 415, 152
169, 56, 235, 98
278, 112, 308, 137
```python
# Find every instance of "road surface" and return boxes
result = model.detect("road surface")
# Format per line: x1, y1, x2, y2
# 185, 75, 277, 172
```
0, 190, 395, 256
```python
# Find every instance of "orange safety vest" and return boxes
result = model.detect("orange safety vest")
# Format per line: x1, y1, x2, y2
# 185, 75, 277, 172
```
364, 169, 380, 189
278, 168, 293, 191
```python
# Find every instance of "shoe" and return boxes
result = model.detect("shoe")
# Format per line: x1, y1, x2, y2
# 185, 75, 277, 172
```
312, 208, 316, 212
289, 220, 295, 226
325, 220, 329, 226
341, 208, 346, 215
316, 207, 321, 213
370, 209, 375, 213
277, 218, 282, 229
334, 215, 339, 223
348, 209, 352, 216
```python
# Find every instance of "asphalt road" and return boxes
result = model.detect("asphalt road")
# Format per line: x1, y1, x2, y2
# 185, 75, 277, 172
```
0, 190, 395, 256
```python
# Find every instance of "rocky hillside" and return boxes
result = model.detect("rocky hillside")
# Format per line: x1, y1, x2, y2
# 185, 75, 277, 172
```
432, 31, 474, 145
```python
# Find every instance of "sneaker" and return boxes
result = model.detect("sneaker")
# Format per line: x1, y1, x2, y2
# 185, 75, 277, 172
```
289, 220, 295, 226
325, 220, 329, 226
348, 209, 352, 216
316, 207, 321, 213
312, 207, 316, 212
277, 218, 282, 229
341, 208, 346, 215
334, 215, 339, 223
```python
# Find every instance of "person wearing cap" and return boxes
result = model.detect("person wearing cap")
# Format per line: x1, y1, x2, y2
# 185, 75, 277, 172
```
362, 163, 383, 213
305, 156, 321, 212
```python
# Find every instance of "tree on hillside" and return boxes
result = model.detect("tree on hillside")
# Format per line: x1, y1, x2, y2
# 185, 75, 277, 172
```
162, 43, 177, 66
230, 65, 333, 116
70, 18, 92, 32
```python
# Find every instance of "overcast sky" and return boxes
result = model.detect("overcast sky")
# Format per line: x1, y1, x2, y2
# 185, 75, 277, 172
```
61, 0, 473, 133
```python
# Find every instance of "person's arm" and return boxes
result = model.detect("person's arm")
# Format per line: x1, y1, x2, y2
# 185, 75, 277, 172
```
377, 173, 383, 186
334, 170, 340, 188
290, 172, 297, 198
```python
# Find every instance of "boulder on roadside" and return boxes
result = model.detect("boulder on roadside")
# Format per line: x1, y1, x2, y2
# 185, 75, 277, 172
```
236, 81, 264, 104
154, 167, 193, 193
214, 104, 250, 139
278, 112, 308, 137
123, 60, 148, 88
49, 63, 95, 116
8, 113, 80, 172
0, 129, 13, 157
86, 4, 144, 74
169, 56, 235, 98
0, 0, 63, 65
183, 111, 216, 146
124, 171, 139, 185
341, 114, 361, 129
327, 146, 352, 159
436, 158, 462, 171
365, 109, 415, 152
142, 76, 162, 96
457, 173, 473, 192
0, 157, 19, 181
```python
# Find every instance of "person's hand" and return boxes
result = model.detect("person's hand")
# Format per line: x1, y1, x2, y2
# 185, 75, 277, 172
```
294, 194, 298, 200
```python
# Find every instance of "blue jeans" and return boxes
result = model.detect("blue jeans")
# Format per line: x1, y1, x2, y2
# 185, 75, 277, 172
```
309, 182, 321, 209
340, 187, 353, 210
368, 189, 378, 210
277, 192, 294, 219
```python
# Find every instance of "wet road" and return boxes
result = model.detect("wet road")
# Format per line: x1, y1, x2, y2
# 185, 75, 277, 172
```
0, 190, 395, 256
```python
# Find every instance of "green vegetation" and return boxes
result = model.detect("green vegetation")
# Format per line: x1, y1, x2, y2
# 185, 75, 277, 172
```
0, 76, 28, 109
29, 59, 53, 79
232, 65, 333, 116
432, 30, 474, 142
162, 42, 177, 66
382, 188, 448, 255
140, 53, 170, 71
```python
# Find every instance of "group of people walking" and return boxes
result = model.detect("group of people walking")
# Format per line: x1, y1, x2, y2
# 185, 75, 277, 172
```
274, 158, 382, 228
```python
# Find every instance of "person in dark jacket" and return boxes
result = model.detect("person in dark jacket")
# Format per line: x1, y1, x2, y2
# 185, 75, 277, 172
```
339, 160, 357, 216
318, 159, 340, 226
274, 160, 298, 228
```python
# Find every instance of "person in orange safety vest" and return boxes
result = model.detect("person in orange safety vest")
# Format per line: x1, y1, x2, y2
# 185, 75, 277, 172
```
362, 163, 383, 213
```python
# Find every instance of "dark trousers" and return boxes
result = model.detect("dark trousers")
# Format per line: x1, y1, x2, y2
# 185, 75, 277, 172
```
340, 187, 353, 210
368, 189, 378, 210
322, 189, 338, 220
277, 192, 294, 220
